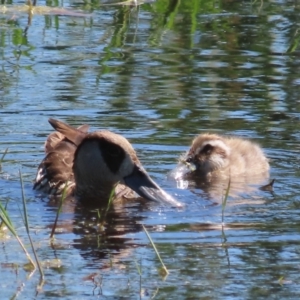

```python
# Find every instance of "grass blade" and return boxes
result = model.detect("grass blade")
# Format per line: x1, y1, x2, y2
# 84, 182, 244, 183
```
0, 147, 8, 171
0, 199, 10, 229
0, 201, 17, 236
96, 185, 116, 227
222, 179, 231, 224
20, 170, 30, 232
0, 147, 8, 163
50, 181, 68, 239
134, 258, 142, 276
142, 224, 169, 276
0, 198, 36, 269
107, 186, 115, 212
19, 170, 44, 284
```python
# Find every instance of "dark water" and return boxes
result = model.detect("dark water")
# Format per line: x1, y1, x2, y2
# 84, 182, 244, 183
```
1, 0, 300, 299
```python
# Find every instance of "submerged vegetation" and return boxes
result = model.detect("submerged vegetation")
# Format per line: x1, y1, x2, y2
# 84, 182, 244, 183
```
142, 224, 169, 277
0, 148, 8, 171
19, 170, 45, 288
0, 169, 45, 294
0, 200, 36, 269
221, 179, 230, 225
50, 182, 68, 239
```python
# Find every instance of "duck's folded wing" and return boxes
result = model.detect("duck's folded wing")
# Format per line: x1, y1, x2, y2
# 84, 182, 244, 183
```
45, 123, 89, 154
34, 141, 76, 195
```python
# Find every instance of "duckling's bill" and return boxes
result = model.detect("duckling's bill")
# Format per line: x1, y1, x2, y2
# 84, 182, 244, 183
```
169, 160, 196, 180
124, 165, 183, 208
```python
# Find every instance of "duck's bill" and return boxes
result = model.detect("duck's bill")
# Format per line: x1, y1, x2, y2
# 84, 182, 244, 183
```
124, 165, 183, 208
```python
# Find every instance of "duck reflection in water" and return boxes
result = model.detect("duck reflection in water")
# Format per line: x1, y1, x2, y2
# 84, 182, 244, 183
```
58, 200, 147, 262
44, 191, 150, 263
170, 133, 270, 201
34, 118, 182, 208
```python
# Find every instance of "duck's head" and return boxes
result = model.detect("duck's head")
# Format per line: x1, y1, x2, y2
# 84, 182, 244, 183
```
49, 119, 182, 208
171, 134, 231, 179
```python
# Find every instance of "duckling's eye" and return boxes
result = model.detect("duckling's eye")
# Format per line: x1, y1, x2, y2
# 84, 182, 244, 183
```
186, 156, 193, 163
201, 144, 213, 155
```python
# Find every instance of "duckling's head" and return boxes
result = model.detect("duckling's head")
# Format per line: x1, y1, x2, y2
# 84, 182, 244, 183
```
186, 134, 231, 175
171, 134, 231, 180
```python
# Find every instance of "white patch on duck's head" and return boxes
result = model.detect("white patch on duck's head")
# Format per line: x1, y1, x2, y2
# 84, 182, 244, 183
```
116, 151, 137, 182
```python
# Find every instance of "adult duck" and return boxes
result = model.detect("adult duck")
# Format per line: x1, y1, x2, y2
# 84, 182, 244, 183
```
34, 119, 182, 207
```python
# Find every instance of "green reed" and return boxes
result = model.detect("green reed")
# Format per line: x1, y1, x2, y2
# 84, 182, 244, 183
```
95, 185, 116, 227
222, 179, 231, 224
142, 224, 169, 277
0, 194, 35, 269
19, 170, 44, 286
0, 148, 8, 171
50, 182, 68, 239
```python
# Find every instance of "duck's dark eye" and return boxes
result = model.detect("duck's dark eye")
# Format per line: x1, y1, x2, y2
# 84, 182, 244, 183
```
201, 144, 213, 154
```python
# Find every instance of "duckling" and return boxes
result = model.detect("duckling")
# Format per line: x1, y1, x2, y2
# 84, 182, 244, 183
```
34, 119, 182, 208
170, 133, 270, 199
182, 133, 270, 178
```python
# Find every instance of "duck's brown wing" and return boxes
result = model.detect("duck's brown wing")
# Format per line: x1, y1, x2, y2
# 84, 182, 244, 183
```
45, 123, 89, 154
34, 121, 89, 195
44, 131, 65, 154
34, 140, 76, 195
48, 118, 88, 147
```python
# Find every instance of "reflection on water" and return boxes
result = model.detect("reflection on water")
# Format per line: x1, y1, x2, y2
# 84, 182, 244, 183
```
48, 199, 146, 261
172, 173, 271, 203
1, 0, 300, 298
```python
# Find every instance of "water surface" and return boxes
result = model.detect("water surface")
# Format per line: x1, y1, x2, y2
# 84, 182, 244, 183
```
1, 0, 300, 299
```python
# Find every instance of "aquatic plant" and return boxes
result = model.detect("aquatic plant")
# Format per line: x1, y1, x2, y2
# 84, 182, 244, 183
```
221, 179, 231, 224
142, 224, 169, 277
0, 193, 35, 269
19, 170, 44, 288
50, 182, 68, 239
0, 148, 8, 172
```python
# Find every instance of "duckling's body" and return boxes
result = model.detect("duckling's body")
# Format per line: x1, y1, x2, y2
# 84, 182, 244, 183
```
34, 119, 182, 207
185, 134, 269, 178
